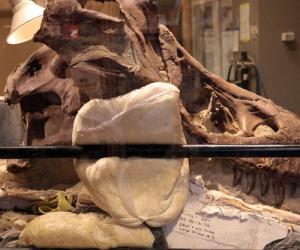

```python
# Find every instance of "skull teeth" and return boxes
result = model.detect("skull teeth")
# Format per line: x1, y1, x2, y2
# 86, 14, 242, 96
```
289, 183, 297, 197
272, 180, 285, 208
232, 167, 243, 186
242, 170, 256, 194
231, 167, 293, 208
259, 172, 269, 197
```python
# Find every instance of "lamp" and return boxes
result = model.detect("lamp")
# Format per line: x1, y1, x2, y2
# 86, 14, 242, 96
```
7, 0, 45, 44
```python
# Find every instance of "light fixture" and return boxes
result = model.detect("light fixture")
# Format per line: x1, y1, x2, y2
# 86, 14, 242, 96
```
7, 0, 45, 45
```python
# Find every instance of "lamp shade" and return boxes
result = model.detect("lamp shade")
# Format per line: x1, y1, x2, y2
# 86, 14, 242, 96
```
7, 0, 45, 44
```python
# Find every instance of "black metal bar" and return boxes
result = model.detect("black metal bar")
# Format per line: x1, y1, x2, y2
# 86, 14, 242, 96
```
0, 145, 300, 159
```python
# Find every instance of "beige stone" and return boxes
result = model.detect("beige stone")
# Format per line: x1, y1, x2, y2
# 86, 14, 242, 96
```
19, 212, 155, 249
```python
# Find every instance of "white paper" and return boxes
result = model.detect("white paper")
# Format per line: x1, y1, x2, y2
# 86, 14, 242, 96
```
164, 183, 300, 249
233, 30, 240, 52
204, 30, 216, 74
240, 3, 250, 42
221, 31, 234, 78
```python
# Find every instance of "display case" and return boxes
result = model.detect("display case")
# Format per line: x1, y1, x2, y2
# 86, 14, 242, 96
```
1, 0, 300, 249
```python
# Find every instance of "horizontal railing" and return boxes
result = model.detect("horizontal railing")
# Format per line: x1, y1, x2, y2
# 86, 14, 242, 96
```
0, 145, 299, 159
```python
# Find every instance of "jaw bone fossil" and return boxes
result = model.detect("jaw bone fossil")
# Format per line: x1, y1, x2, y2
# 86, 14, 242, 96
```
4, 0, 300, 208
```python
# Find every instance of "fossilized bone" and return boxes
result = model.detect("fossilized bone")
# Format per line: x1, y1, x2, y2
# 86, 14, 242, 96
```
3, 46, 84, 189
4, 0, 300, 208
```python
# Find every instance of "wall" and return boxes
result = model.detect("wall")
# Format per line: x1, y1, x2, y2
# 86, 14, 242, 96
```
0, 3, 41, 96
233, 0, 300, 115
258, 0, 300, 115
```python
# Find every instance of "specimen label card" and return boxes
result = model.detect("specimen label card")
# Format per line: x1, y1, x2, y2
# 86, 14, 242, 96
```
164, 183, 300, 249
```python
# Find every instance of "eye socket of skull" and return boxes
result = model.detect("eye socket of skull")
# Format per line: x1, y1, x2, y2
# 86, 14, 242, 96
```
20, 93, 62, 114
19, 93, 63, 145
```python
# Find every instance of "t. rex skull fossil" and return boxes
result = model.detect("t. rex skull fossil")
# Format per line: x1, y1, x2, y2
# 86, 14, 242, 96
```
4, 0, 300, 209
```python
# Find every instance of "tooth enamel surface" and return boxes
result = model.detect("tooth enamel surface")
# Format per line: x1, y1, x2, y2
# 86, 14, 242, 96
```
73, 82, 189, 227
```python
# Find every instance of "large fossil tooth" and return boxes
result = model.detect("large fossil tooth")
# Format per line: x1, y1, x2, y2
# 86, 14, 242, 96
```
232, 167, 243, 186
243, 170, 256, 194
288, 183, 297, 197
272, 181, 285, 207
259, 172, 269, 197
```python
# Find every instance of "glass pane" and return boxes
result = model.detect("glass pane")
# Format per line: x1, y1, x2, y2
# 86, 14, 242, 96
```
0, 1, 300, 249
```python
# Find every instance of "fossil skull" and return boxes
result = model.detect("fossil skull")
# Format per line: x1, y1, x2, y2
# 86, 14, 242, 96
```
4, 0, 300, 208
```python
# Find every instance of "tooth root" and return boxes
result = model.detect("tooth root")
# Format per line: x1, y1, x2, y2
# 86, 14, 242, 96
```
259, 172, 269, 197
272, 181, 285, 208
233, 167, 243, 186
243, 170, 256, 194
289, 183, 297, 197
